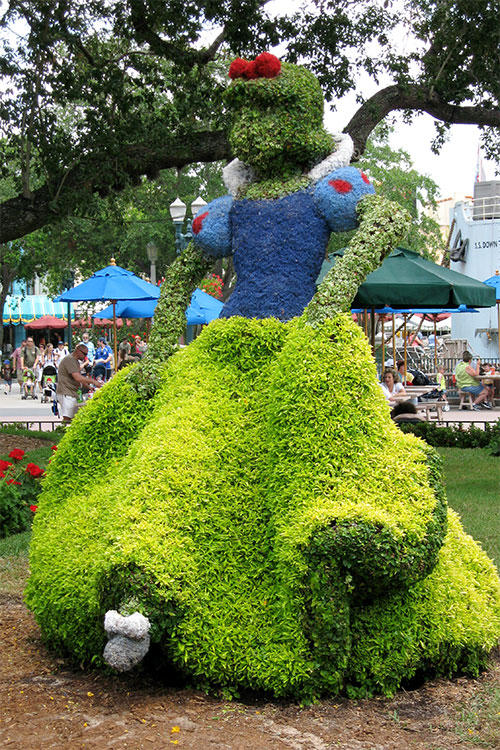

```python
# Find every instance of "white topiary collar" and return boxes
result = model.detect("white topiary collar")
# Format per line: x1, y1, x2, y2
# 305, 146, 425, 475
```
222, 133, 354, 196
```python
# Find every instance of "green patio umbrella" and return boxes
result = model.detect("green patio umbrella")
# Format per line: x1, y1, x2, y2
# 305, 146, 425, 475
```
318, 247, 496, 310
318, 248, 495, 366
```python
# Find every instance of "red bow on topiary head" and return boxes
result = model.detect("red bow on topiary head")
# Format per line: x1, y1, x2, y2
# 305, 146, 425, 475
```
229, 52, 281, 80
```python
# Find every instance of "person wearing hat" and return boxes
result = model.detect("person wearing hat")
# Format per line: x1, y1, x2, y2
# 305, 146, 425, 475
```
94, 337, 113, 380
56, 342, 104, 424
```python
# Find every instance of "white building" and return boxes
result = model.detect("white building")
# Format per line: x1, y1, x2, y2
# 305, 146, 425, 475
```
448, 181, 500, 360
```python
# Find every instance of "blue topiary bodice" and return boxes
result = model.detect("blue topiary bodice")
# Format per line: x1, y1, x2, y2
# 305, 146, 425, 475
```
192, 166, 375, 320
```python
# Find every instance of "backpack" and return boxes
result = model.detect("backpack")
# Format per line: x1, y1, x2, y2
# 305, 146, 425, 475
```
409, 369, 430, 386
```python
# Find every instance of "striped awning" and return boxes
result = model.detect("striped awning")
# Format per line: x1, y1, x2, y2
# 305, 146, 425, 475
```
2, 295, 74, 325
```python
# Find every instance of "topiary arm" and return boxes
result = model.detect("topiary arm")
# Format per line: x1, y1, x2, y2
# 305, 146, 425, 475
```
126, 241, 213, 398
191, 195, 233, 257
304, 195, 411, 325
312, 166, 375, 232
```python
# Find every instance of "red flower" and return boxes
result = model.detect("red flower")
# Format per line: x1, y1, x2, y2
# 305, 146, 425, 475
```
229, 53, 281, 81
254, 52, 281, 79
26, 463, 45, 478
51, 445, 58, 451
0, 471, 4, 478
29, 505, 38, 513
9, 449, 25, 461
6, 479, 21, 485
229, 57, 249, 79
0, 460, 13, 471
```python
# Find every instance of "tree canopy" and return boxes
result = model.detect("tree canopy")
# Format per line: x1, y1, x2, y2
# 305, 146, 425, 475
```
0, 0, 498, 243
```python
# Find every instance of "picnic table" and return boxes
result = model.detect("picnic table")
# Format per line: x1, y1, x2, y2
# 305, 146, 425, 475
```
390, 385, 443, 423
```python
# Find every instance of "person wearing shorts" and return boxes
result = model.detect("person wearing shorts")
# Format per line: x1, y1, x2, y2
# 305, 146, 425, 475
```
454, 351, 490, 410
56, 342, 104, 424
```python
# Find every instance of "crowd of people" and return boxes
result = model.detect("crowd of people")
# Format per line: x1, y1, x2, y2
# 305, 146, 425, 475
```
1, 333, 148, 403
379, 350, 496, 424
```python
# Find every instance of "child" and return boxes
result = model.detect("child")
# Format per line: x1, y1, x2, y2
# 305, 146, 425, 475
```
22, 367, 36, 398
1, 359, 12, 394
436, 365, 450, 411
480, 363, 495, 408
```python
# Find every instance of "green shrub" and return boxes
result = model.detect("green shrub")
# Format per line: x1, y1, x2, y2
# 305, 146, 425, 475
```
26, 316, 500, 700
400, 420, 500, 454
42, 366, 154, 506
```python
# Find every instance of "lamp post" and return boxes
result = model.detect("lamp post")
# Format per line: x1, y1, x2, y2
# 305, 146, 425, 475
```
146, 241, 158, 286
169, 195, 207, 254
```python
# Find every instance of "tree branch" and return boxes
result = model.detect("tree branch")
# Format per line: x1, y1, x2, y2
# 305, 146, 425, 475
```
344, 84, 500, 158
0, 130, 232, 243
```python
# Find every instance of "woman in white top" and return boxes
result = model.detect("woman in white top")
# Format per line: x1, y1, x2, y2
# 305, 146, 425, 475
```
37, 343, 57, 383
54, 341, 69, 368
380, 369, 406, 403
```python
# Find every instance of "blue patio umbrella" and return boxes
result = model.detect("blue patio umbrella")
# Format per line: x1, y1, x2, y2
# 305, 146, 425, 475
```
94, 299, 159, 320
483, 271, 500, 357
57, 262, 160, 367
186, 289, 223, 325
94, 288, 223, 327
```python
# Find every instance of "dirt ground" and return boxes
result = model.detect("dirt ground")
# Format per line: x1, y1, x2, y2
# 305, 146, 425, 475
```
1, 589, 499, 750
1, 434, 499, 749
0, 434, 56, 455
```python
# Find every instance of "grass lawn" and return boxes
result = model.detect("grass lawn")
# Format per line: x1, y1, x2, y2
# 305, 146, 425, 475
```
438, 447, 500, 568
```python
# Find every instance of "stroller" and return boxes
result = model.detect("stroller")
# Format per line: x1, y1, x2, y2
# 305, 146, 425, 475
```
21, 368, 37, 399
92, 363, 106, 382
40, 363, 57, 404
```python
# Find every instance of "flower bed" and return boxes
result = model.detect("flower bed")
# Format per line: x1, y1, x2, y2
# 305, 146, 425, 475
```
0, 443, 56, 539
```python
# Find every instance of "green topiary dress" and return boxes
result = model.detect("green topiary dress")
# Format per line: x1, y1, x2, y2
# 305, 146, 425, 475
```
26, 314, 500, 699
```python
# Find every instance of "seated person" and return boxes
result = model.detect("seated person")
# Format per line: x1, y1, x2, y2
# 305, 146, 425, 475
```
406, 332, 425, 349
117, 342, 140, 371
396, 360, 414, 386
480, 363, 495, 408
379, 369, 406, 403
132, 335, 148, 358
23, 367, 35, 397
454, 351, 490, 410
390, 401, 425, 425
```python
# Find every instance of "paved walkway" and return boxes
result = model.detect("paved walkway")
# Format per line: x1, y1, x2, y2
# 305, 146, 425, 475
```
0, 385, 61, 430
0, 385, 497, 432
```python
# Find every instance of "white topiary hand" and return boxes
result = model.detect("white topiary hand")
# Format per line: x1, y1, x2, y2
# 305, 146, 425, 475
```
103, 610, 150, 672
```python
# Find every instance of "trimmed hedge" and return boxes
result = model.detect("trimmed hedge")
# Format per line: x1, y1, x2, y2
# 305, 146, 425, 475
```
399, 419, 500, 452
26, 315, 500, 700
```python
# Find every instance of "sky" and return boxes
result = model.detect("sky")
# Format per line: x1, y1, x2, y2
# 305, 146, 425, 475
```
324, 91, 497, 203
266, 0, 498, 202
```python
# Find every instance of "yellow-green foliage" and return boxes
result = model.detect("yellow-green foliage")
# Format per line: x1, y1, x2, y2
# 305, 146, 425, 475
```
26, 316, 500, 699
44, 366, 153, 502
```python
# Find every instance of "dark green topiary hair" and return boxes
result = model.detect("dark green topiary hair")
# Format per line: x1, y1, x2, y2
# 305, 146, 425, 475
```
224, 63, 335, 179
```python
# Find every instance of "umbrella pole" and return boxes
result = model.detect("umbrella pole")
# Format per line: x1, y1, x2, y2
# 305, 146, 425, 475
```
434, 317, 437, 375
112, 300, 117, 374
392, 314, 396, 365
370, 307, 376, 357
403, 314, 408, 376
364, 310, 368, 337
498, 302, 500, 361
381, 315, 385, 365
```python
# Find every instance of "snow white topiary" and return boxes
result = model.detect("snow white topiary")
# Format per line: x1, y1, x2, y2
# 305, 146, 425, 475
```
26, 54, 500, 700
